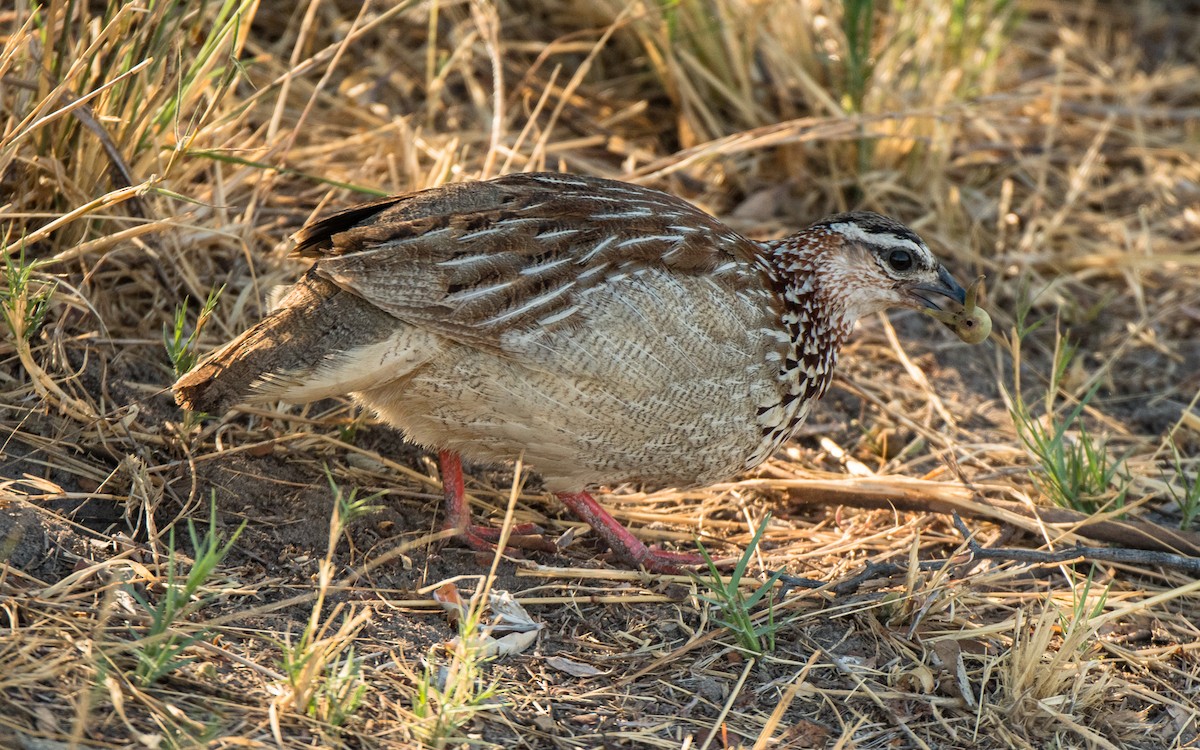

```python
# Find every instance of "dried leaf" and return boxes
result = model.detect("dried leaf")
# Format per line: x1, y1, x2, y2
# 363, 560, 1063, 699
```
450, 628, 540, 659
488, 590, 540, 633
487, 628, 540, 657
546, 656, 605, 677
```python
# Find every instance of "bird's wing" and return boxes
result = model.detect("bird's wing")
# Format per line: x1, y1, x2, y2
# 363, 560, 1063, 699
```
291, 173, 772, 349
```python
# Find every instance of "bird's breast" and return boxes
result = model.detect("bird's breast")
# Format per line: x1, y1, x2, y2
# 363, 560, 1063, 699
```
358, 267, 792, 490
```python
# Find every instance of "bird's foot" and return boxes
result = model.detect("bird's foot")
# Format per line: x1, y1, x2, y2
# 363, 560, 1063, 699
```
556, 491, 708, 575
454, 522, 560, 555
621, 546, 708, 575
439, 451, 709, 572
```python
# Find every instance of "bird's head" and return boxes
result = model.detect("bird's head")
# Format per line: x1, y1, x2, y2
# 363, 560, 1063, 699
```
794, 211, 969, 328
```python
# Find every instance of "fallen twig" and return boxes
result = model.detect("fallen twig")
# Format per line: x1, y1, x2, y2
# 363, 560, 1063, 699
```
776, 476, 1200, 556
951, 512, 1200, 576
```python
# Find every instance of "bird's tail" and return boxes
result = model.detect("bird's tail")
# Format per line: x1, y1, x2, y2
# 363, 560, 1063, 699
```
173, 270, 420, 414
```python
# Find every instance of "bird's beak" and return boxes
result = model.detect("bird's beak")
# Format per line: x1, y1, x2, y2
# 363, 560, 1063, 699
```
907, 265, 967, 312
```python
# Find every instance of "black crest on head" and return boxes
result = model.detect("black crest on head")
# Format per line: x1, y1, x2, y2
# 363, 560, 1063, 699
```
811, 211, 924, 247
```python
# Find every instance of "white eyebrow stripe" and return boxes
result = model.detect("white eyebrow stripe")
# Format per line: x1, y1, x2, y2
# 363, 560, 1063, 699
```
828, 221, 934, 264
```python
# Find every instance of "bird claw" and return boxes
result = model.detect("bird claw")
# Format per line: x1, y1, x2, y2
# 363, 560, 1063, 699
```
622, 546, 709, 575
454, 523, 561, 556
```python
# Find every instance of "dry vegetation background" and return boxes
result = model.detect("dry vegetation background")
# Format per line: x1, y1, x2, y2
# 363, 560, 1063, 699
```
3, 0, 1200, 748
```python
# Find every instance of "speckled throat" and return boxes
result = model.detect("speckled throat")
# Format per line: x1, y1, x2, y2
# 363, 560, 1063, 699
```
743, 231, 856, 469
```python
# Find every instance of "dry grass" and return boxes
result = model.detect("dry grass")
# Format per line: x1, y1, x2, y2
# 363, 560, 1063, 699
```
3, 0, 1200, 748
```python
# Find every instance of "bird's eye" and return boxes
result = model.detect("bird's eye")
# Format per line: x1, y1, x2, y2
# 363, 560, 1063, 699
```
887, 249, 913, 272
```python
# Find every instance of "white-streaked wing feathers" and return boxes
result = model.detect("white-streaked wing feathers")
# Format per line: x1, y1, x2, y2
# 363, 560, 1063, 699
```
293, 173, 771, 349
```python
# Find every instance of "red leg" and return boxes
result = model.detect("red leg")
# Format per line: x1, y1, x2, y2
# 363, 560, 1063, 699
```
439, 450, 470, 533
555, 491, 706, 574
437, 451, 556, 553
